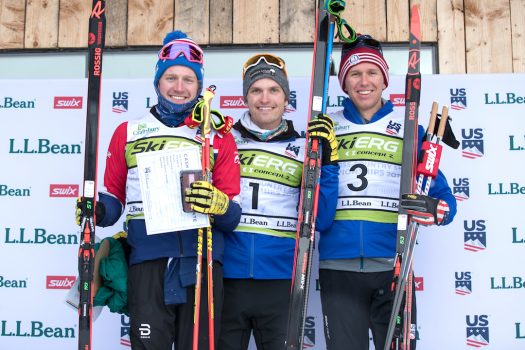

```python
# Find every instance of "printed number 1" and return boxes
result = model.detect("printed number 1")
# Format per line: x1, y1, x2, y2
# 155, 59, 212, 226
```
249, 182, 259, 209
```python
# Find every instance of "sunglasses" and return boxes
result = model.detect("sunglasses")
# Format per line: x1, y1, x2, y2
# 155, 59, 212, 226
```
242, 54, 288, 79
342, 35, 383, 56
158, 39, 204, 64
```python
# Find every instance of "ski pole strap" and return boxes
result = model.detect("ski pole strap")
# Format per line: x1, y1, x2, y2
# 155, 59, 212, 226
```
325, 0, 357, 43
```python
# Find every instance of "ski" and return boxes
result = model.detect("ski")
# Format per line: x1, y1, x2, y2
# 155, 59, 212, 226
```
284, 1, 335, 348
78, 1, 106, 349
384, 5, 421, 350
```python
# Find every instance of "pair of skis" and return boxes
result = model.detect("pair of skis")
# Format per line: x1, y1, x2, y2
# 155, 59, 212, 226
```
284, 0, 354, 348
385, 6, 450, 350
386, 102, 450, 350
384, 5, 421, 350
78, 1, 106, 350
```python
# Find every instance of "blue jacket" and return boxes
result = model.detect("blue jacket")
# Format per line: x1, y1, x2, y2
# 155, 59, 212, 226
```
223, 120, 339, 279
319, 98, 457, 261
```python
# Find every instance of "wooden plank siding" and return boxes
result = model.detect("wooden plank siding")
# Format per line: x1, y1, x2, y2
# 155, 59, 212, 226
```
0, 0, 25, 49
0, 0, 524, 73
25, 0, 59, 49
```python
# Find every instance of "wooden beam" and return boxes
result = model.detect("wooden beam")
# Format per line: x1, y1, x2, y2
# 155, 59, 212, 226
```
210, 0, 233, 44
437, 0, 466, 73
511, 0, 525, 72
58, 0, 91, 48
128, 0, 173, 46
24, 0, 59, 49
340, 0, 386, 41
174, 0, 209, 44
465, 0, 513, 73
280, 0, 314, 43
387, 0, 409, 42
233, 0, 279, 44
0, 0, 25, 49
106, 0, 128, 47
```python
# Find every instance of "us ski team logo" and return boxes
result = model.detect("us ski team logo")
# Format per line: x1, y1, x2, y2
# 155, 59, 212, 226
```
112, 91, 129, 113
455, 272, 472, 295
463, 220, 486, 252
461, 128, 484, 159
386, 120, 401, 136
466, 315, 489, 347
285, 90, 297, 113
121, 315, 131, 347
452, 178, 470, 201
285, 143, 300, 158
303, 316, 316, 348
450, 88, 467, 110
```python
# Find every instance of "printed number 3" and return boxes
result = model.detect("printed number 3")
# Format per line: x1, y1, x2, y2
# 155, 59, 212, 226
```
347, 164, 368, 191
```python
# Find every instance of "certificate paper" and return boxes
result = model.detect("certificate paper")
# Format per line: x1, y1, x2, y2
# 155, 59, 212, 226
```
136, 146, 209, 234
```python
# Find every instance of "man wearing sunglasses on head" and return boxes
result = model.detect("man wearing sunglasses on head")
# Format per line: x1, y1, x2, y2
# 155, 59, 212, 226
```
218, 54, 339, 350
317, 34, 457, 350
81, 30, 241, 350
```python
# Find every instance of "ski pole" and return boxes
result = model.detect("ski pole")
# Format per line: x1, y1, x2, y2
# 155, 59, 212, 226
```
193, 85, 216, 350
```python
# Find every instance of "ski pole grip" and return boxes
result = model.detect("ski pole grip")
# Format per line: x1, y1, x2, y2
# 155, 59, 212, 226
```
427, 101, 438, 136
437, 105, 449, 139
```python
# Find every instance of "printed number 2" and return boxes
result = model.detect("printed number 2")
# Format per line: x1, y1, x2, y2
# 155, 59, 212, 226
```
249, 182, 259, 209
347, 164, 368, 191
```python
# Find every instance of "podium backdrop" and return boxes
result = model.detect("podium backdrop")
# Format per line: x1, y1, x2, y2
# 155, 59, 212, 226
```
1, 74, 524, 349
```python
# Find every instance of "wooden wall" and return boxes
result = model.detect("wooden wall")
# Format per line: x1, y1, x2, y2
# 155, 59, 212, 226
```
1, 0, 524, 73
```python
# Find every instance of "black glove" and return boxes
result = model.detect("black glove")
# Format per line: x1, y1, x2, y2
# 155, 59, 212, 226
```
184, 181, 229, 215
308, 114, 339, 166
76, 197, 105, 226
400, 194, 450, 226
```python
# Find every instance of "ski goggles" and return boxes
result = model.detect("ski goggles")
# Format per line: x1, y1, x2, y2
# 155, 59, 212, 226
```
158, 39, 204, 64
343, 35, 383, 55
242, 54, 288, 79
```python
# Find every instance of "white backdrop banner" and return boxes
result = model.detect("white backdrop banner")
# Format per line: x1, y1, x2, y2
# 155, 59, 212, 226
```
1, 74, 524, 350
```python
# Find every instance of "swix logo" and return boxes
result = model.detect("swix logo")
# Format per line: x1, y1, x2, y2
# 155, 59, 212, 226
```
455, 272, 472, 295
220, 96, 246, 109
464, 220, 487, 252
461, 128, 484, 159
414, 277, 424, 291
54, 96, 83, 109
453, 178, 470, 201
424, 144, 438, 172
450, 88, 467, 110
417, 143, 441, 176
390, 94, 405, 106
466, 315, 489, 347
49, 184, 79, 197
46, 276, 75, 289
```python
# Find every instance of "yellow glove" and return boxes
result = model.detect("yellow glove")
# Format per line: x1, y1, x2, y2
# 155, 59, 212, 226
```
308, 114, 339, 165
75, 197, 105, 226
184, 181, 229, 215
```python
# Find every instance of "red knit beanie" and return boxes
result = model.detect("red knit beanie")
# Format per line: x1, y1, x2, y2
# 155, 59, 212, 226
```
338, 46, 389, 91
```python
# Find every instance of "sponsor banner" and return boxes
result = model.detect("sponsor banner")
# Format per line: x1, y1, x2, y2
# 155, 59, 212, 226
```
1, 74, 524, 350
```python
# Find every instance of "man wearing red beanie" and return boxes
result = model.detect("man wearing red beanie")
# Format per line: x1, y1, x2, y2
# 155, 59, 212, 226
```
317, 34, 457, 350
